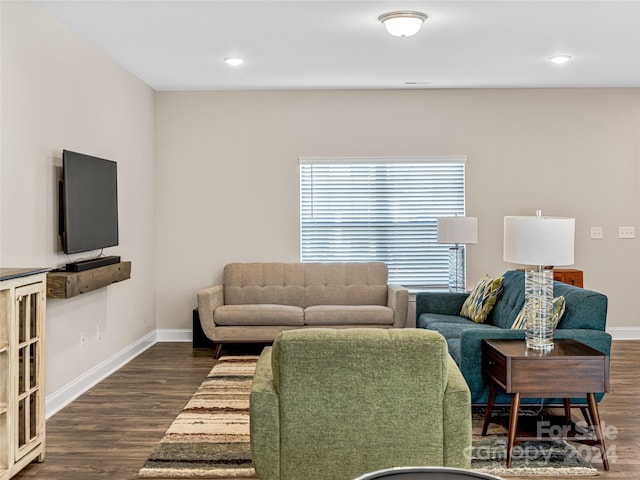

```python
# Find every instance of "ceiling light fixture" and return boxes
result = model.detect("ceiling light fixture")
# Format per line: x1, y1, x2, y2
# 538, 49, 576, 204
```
549, 55, 572, 65
224, 57, 244, 66
378, 11, 427, 37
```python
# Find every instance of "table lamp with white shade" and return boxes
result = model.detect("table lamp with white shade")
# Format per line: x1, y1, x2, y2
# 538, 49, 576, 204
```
437, 216, 478, 293
503, 210, 575, 352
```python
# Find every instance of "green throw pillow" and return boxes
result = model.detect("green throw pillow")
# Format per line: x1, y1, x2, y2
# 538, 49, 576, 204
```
459, 275, 504, 323
511, 295, 566, 330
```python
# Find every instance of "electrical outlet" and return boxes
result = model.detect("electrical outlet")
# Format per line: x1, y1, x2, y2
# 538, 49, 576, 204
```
97, 323, 101, 340
619, 226, 635, 239
590, 227, 603, 239
81, 331, 86, 348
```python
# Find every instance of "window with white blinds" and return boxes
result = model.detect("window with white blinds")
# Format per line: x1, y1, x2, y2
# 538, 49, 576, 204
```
300, 157, 466, 288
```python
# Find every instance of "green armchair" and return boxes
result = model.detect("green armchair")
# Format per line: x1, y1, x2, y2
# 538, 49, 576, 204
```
250, 328, 472, 480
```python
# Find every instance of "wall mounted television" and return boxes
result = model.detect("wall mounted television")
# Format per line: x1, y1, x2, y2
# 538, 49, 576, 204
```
60, 150, 119, 255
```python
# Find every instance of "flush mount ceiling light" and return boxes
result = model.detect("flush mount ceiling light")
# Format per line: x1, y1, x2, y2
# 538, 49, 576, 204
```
549, 55, 572, 65
378, 11, 427, 37
224, 57, 244, 66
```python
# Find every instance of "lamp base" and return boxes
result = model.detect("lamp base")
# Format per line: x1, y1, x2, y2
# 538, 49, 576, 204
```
448, 246, 465, 293
524, 268, 554, 352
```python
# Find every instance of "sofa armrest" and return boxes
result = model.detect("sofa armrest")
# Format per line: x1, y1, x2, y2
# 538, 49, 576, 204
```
250, 347, 280, 480
387, 284, 409, 328
443, 355, 472, 468
554, 329, 612, 355
197, 284, 224, 340
416, 291, 469, 318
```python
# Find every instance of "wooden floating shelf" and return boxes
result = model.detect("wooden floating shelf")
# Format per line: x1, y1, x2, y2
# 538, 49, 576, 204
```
47, 261, 131, 299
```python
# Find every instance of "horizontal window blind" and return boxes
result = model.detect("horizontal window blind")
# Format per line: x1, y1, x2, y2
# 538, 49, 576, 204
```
300, 157, 466, 287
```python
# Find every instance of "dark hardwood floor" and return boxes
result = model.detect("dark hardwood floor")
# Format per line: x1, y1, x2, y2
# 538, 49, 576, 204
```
11, 340, 640, 480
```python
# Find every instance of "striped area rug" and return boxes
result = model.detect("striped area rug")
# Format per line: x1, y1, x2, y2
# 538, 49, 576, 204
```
138, 356, 259, 479
139, 355, 597, 478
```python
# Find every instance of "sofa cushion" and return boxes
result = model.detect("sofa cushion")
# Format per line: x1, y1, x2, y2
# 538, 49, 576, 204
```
460, 275, 504, 323
487, 270, 524, 328
417, 313, 477, 330
223, 262, 388, 308
553, 283, 608, 331
304, 305, 394, 326
214, 304, 304, 326
303, 263, 388, 306
427, 320, 501, 340
511, 295, 566, 330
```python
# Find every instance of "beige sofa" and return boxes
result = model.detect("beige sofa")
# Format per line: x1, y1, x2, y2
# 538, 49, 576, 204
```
197, 262, 409, 358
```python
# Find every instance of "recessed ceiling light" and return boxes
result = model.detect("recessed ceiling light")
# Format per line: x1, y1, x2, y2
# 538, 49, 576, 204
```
378, 11, 427, 37
549, 55, 572, 65
224, 57, 244, 66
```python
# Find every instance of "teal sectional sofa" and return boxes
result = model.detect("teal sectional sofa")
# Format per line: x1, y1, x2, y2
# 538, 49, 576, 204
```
416, 269, 612, 406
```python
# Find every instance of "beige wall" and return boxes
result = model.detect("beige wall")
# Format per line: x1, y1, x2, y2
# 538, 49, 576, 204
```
1, 2, 156, 394
156, 89, 640, 333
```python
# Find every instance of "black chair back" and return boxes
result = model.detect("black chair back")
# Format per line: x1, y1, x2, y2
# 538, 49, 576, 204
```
353, 467, 504, 480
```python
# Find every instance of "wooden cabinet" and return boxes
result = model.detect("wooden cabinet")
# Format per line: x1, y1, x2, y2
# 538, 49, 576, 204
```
553, 268, 583, 288
0, 268, 47, 480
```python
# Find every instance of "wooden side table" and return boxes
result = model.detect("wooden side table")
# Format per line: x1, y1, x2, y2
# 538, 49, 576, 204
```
553, 268, 583, 288
516, 268, 583, 287
481, 339, 610, 469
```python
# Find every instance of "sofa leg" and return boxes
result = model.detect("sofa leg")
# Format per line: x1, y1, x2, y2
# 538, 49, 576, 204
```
213, 343, 223, 359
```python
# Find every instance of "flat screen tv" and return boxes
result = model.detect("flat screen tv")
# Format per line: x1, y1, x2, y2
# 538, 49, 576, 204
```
60, 150, 119, 254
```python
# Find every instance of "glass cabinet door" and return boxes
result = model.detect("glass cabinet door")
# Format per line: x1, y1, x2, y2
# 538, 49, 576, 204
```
14, 282, 45, 462
0, 288, 9, 474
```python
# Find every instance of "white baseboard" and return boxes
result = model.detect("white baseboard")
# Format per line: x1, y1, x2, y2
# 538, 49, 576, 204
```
45, 330, 158, 418
156, 329, 192, 342
607, 327, 640, 340
45, 330, 191, 418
